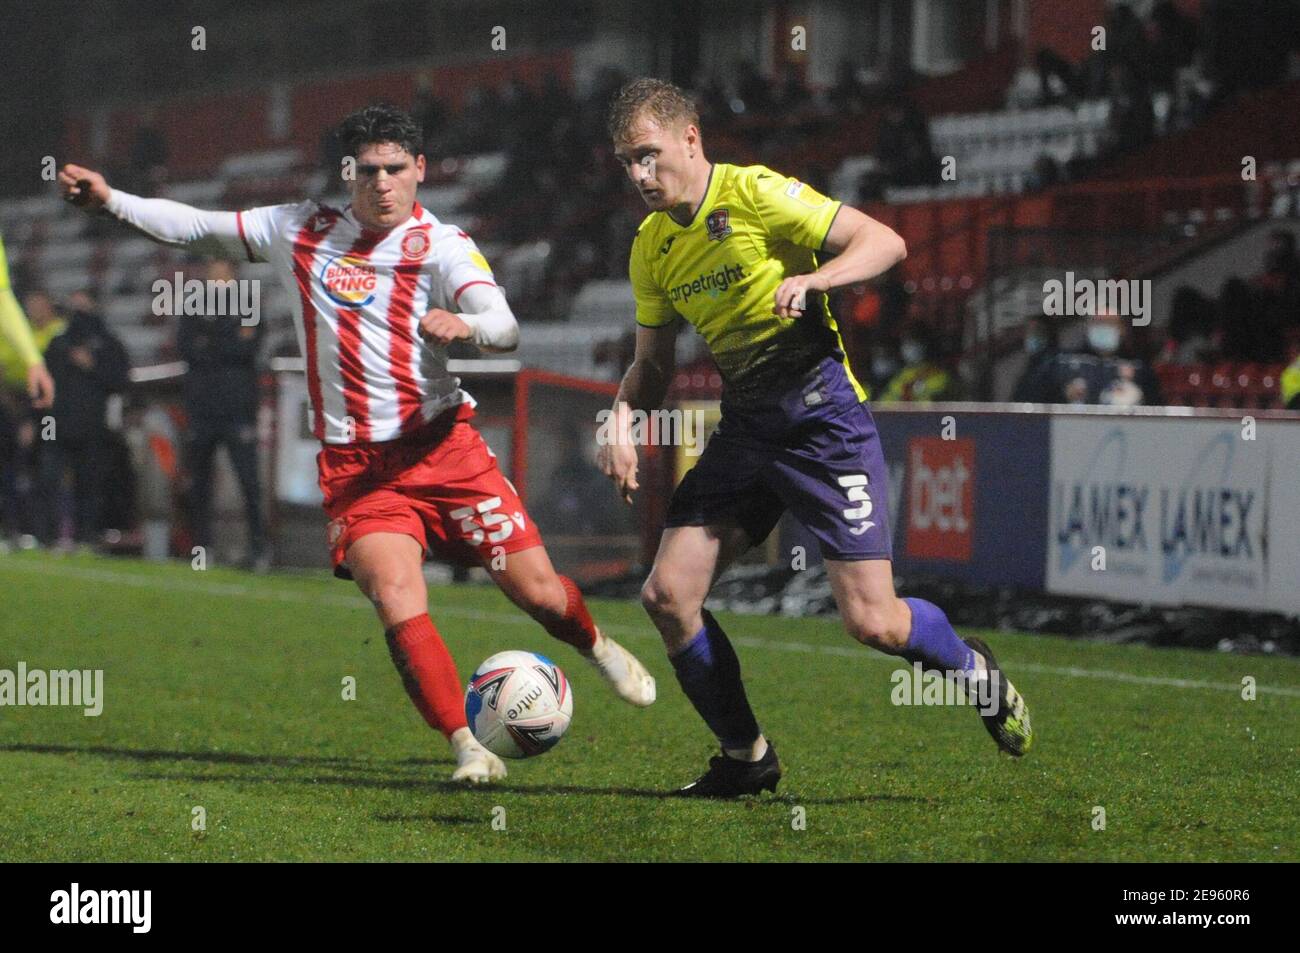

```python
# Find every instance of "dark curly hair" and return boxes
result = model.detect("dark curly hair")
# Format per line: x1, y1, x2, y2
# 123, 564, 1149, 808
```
333, 103, 423, 157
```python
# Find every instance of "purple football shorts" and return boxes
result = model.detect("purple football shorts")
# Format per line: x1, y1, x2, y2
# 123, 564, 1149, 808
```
665, 356, 893, 560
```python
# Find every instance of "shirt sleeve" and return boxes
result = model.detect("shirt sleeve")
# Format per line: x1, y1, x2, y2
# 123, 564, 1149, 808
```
0, 238, 43, 368
434, 228, 497, 306
106, 189, 248, 259
628, 232, 677, 328
745, 166, 842, 251
236, 202, 314, 263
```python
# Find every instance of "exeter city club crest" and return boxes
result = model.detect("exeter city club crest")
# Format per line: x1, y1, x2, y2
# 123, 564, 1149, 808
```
705, 208, 732, 242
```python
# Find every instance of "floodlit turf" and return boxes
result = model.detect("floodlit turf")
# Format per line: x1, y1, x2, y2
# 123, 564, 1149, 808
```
1, 551, 1297, 862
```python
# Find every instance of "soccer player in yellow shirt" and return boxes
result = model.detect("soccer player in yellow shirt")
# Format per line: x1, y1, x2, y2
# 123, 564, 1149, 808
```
0, 235, 55, 408
598, 79, 1032, 796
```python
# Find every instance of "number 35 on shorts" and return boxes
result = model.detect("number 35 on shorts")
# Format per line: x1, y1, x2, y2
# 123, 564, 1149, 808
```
450, 496, 527, 545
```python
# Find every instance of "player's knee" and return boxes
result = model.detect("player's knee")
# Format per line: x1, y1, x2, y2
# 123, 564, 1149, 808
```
846, 603, 908, 652
360, 571, 422, 618
640, 576, 682, 622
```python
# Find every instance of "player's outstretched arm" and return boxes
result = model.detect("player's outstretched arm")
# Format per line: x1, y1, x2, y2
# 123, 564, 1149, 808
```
774, 206, 907, 318
58, 163, 245, 259
598, 322, 677, 504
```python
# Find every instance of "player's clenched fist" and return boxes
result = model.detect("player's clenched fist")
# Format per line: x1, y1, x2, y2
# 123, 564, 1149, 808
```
597, 439, 640, 505
58, 164, 111, 211
773, 271, 829, 319
418, 308, 472, 346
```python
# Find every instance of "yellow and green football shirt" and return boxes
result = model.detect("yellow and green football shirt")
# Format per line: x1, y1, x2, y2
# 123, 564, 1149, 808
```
0, 234, 45, 383
628, 162, 866, 403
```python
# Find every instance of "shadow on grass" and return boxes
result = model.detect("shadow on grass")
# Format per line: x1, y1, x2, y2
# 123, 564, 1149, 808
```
3, 742, 933, 806
0, 741, 440, 770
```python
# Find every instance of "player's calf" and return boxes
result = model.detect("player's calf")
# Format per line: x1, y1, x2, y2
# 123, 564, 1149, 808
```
493, 547, 656, 706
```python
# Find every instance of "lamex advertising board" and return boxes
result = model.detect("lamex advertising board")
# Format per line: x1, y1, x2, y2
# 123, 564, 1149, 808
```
1047, 417, 1269, 609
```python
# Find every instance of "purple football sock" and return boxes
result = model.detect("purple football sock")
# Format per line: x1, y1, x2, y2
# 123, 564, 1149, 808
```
669, 609, 761, 750
900, 597, 975, 673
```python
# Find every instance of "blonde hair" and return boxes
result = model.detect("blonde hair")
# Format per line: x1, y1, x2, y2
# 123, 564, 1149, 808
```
607, 77, 700, 142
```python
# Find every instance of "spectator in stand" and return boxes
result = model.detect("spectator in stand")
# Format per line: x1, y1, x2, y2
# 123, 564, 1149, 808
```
864, 338, 902, 398
1035, 48, 1083, 106
1102, 59, 1155, 157
1218, 275, 1280, 363
319, 122, 349, 189
828, 60, 869, 115
39, 290, 130, 546
1148, 0, 1201, 96
1158, 286, 1219, 364
1108, 3, 1153, 77
1253, 229, 1300, 333
178, 259, 269, 570
1026, 153, 1063, 192
1282, 350, 1300, 410
689, 70, 731, 128
835, 266, 908, 388
1203, 0, 1297, 99
128, 108, 169, 196
1011, 315, 1061, 401
879, 323, 959, 401
412, 75, 448, 156
499, 78, 541, 148
734, 60, 774, 115
773, 64, 812, 113
0, 290, 64, 545
875, 89, 939, 188
537, 72, 576, 130
455, 85, 504, 153
1015, 311, 1163, 406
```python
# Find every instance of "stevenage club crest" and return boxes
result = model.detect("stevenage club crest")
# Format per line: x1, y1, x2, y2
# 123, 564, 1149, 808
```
705, 208, 732, 242
401, 228, 431, 260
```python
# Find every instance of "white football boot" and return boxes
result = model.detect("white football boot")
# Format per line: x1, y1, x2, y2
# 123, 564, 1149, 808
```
585, 631, 657, 707
450, 728, 507, 784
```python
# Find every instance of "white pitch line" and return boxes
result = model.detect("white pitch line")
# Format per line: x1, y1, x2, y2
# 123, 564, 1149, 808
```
3, 558, 1299, 699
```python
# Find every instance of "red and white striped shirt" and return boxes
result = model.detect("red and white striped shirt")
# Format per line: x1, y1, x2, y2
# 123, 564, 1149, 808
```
237, 200, 495, 444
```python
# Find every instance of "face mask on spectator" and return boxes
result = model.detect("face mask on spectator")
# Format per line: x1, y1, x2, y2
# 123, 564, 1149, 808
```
900, 340, 926, 365
1087, 324, 1121, 354
871, 355, 898, 380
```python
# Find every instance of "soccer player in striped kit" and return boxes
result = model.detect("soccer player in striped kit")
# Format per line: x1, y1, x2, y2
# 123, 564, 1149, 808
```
59, 104, 656, 784
599, 79, 1032, 797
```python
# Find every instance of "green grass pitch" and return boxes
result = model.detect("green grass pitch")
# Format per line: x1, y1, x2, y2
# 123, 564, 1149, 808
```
1, 551, 1296, 862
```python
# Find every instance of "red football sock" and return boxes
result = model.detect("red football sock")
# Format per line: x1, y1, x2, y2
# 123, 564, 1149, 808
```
538, 575, 599, 652
385, 614, 467, 739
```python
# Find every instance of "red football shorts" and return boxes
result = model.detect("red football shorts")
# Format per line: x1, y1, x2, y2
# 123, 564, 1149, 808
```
318, 403, 543, 579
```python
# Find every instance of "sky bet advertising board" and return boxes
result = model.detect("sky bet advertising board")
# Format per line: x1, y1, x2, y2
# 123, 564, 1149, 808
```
871, 410, 1050, 589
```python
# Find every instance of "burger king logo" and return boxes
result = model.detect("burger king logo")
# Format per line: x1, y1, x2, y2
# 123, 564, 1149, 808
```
320, 254, 378, 307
